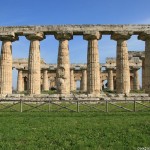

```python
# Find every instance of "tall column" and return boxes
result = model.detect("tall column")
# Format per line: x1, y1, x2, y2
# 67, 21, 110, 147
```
54, 32, 73, 94
138, 33, 150, 94
43, 70, 49, 91
81, 68, 87, 92
70, 68, 75, 91
74, 80, 77, 91
107, 68, 114, 91
130, 76, 134, 90
22, 77, 24, 91
17, 69, 23, 92
26, 33, 45, 94
83, 32, 101, 95
111, 32, 131, 94
141, 57, 145, 90
133, 68, 140, 90
0, 34, 18, 94
113, 77, 116, 90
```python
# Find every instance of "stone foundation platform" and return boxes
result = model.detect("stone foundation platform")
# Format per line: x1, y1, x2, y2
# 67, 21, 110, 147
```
0, 93, 149, 101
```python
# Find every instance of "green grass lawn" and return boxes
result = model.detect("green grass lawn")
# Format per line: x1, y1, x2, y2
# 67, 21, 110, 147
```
0, 112, 150, 150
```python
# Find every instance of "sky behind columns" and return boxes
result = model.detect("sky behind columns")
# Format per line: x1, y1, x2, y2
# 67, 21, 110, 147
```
0, 0, 150, 88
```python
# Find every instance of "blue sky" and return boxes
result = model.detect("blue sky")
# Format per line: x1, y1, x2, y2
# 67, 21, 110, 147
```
0, 0, 149, 88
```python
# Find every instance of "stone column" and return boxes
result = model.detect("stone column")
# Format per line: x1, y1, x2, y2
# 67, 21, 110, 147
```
22, 77, 24, 91
141, 57, 145, 90
54, 32, 73, 94
26, 33, 45, 94
83, 32, 101, 95
70, 68, 75, 91
100, 79, 102, 91
130, 76, 134, 90
111, 32, 131, 94
43, 70, 49, 91
133, 68, 140, 90
0, 34, 18, 94
17, 69, 23, 92
113, 77, 116, 90
81, 69, 87, 92
74, 80, 76, 91
138, 33, 150, 94
107, 68, 114, 91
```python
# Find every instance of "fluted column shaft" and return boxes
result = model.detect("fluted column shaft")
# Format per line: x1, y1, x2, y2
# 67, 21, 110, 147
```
55, 32, 73, 94
111, 33, 131, 94
17, 70, 23, 92
107, 69, 114, 91
116, 40, 130, 94
22, 77, 24, 91
0, 34, 18, 94
70, 69, 75, 91
74, 80, 76, 91
0, 41, 12, 94
43, 70, 49, 91
81, 69, 87, 92
138, 34, 150, 94
142, 58, 145, 90
133, 69, 140, 90
84, 32, 101, 95
130, 76, 134, 90
144, 40, 150, 93
26, 33, 45, 94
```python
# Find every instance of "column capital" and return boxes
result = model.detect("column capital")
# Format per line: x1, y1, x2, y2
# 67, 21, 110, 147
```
106, 67, 115, 71
83, 31, 102, 40
0, 32, 19, 41
141, 56, 145, 61
42, 69, 48, 72
25, 32, 45, 41
111, 32, 132, 40
131, 66, 140, 71
54, 32, 73, 40
17, 68, 24, 72
70, 67, 74, 70
138, 32, 150, 41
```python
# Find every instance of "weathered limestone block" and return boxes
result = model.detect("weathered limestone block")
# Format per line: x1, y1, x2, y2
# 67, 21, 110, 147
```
43, 69, 49, 91
111, 32, 131, 94
26, 32, 45, 94
133, 68, 140, 90
107, 68, 114, 91
83, 31, 101, 95
55, 32, 73, 94
81, 69, 87, 92
70, 69, 75, 91
138, 33, 150, 94
0, 34, 18, 94
17, 69, 23, 92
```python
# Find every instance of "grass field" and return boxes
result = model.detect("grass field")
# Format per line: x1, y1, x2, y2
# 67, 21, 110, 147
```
0, 111, 150, 150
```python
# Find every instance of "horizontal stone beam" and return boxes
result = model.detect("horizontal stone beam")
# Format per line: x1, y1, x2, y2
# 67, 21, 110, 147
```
0, 25, 150, 35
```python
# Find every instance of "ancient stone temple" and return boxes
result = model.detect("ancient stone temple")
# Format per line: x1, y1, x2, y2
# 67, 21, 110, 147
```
0, 25, 149, 97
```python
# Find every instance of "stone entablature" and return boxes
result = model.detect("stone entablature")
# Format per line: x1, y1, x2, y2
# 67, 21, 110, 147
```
0, 25, 150, 35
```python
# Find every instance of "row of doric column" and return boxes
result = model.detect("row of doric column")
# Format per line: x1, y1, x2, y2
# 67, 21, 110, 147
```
0, 31, 149, 95
17, 66, 140, 93
107, 68, 140, 91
